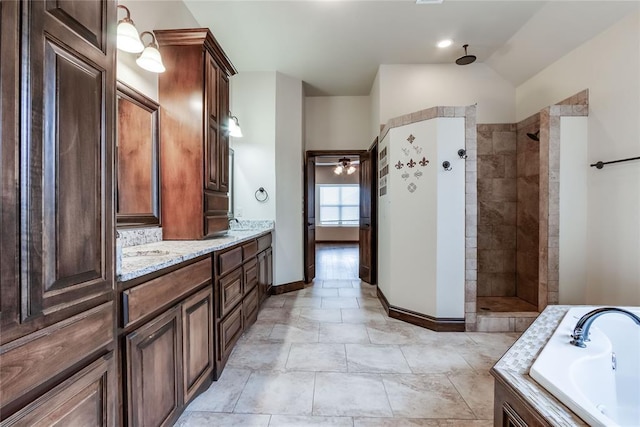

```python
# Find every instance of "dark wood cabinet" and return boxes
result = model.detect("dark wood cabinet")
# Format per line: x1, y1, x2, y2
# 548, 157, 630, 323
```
182, 287, 214, 403
493, 374, 552, 427
126, 307, 183, 427
258, 247, 274, 303
155, 29, 237, 239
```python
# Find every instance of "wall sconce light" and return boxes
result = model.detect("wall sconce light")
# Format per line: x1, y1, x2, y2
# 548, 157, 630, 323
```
116, 5, 144, 53
228, 114, 243, 138
136, 31, 165, 73
334, 157, 357, 175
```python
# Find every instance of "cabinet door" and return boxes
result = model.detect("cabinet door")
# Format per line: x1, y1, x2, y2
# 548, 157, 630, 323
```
266, 248, 273, 293
257, 251, 267, 303
244, 258, 259, 294
1, 0, 115, 344
218, 73, 230, 193
206, 54, 218, 123
182, 287, 214, 403
205, 122, 219, 191
219, 267, 243, 318
127, 307, 183, 427
2, 354, 116, 427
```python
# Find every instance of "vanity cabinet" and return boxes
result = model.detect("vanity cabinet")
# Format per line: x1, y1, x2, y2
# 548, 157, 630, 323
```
213, 232, 273, 378
493, 374, 552, 427
155, 28, 237, 240
0, 0, 117, 421
120, 257, 214, 427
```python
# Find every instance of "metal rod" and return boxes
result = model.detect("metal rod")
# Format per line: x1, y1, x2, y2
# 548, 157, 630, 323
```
590, 156, 640, 169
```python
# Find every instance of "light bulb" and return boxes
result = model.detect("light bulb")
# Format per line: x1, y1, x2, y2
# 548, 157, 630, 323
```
347, 166, 356, 175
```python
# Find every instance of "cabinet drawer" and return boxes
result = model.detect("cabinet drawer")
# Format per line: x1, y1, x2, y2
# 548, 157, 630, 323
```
205, 215, 228, 238
243, 258, 258, 293
218, 303, 243, 363
243, 286, 259, 327
122, 258, 211, 328
204, 191, 228, 214
219, 267, 243, 318
242, 240, 257, 260
217, 246, 243, 277
257, 233, 272, 252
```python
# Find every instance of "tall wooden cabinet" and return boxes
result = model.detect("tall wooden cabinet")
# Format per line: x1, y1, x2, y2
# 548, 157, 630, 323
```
155, 29, 237, 240
0, 0, 116, 423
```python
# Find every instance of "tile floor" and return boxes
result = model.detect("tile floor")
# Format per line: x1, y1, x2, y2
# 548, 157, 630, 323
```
176, 244, 520, 426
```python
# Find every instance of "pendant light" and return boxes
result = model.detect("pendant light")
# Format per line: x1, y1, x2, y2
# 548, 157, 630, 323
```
334, 157, 356, 175
228, 115, 243, 138
116, 5, 144, 53
136, 31, 166, 73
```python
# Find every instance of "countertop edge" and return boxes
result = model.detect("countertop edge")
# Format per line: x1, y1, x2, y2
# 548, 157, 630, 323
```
491, 305, 588, 427
117, 228, 273, 283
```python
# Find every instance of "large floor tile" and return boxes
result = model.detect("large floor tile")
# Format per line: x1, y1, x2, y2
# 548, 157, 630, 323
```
448, 372, 495, 420
338, 288, 373, 298
466, 332, 520, 351
322, 297, 359, 309
227, 342, 290, 371
239, 323, 275, 343
346, 344, 411, 373
319, 323, 370, 344
298, 287, 340, 297
354, 418, 439, 427
299, 308, 342, 323
438, 420, 493, 427
366, 323, 419, 345
268, 415, 353, 426
286, 343, 347, 372
357, 297, 383, 308
269, 321, 320, 343
313, 373, 393, 417
235, 371, 315, 415
283, 296, 323, 308
261, 296, 287, 308
456, 344, 506, 373
341, 307, 387, 324
180, 412, 270, 426
382, 374, 475, 419
322, 280, 355, 288
185, 368, 251, 412
258, 307, 301, 323
401, 345, 474, 374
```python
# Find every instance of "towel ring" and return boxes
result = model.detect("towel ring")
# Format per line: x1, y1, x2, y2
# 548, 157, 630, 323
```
255, 187, 269, 202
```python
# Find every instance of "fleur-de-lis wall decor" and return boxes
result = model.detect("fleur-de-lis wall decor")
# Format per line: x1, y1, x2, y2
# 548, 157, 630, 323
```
395, 161, 404, 169
419, 157, 429, 167
407, 159, 416, 168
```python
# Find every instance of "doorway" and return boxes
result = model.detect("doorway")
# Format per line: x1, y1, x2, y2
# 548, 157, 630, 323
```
304, 143, 378, 285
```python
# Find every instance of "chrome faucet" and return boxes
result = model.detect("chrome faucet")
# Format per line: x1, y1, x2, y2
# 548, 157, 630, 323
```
570, 307, 640, 348
229, 217, 240, 226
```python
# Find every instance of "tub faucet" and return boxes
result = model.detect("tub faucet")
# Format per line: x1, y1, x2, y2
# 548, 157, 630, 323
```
570, 307, 640, 348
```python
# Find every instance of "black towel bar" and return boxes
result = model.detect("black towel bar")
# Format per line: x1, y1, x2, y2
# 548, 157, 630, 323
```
590, 156, 640, 169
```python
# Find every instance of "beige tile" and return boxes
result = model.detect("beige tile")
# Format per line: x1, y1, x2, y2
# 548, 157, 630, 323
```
322, 280, 355, 288
227, 342, 290, 371
354, 418, 439, 427
269, 321, 320, 343
357, 297, 383, 309
298, 287, 340, 297
401, 345, 474, 374
319, 323, 370, 344
262, 296, 287, 308
239, 323, 275, 343
286, 343, 347, 372
382, 374, 475, 419
235, 371, 315, 415
269, 415, 353, 426
322, 297, 359, 309
258, 307, 301, 323
448, 372, 494, 419
438, 420, 493, 427
411, 330, 475, 347
284, 297, 323, 308
341, 307, 387, 324
338, 288, 372, 298
299, 308, 342, 323
185, 368, 251, 412
346, 344, 411, 373
465, 332, 519, 350
366, 323, 419, 345
313, 373, 393, 417
456, 344, 507, 373
182, 412, 270, 426
476, 316, 513, 332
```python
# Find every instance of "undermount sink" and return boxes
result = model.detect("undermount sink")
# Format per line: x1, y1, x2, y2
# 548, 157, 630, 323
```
123, 249, 172, 258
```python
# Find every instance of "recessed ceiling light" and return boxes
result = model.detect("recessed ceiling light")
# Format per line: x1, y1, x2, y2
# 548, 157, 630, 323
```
437, 39, 453, 48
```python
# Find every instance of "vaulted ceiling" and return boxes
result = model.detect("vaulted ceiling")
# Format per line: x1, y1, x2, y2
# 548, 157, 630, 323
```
183, 1, 638, 96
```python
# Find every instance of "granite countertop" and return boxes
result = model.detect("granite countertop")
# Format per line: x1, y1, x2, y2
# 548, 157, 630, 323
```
117, 222, 274, 282
492, 305, 587, 426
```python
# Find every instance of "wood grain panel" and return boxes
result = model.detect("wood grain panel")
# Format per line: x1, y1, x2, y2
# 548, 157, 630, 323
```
45, 0, 105, 51
205, 215, 229, 238
204, 191, 228, 213
126, 307, 182, 427
122, 258, 211, 328
182, 287, 213, 403
116, 81, 160, 226
2, 353, 115, 427
206, 54, 218, 122
243, 286, 259, 327
218, 303, 243, 366
243, 258, 258, 294
219, 268, 243, 318
218, 74, 229, 193
242, 240, 257, 261
257, 234, 272, 253
0, 303, 113, 415
217, 247, 242, 277
205, 122, 219, 191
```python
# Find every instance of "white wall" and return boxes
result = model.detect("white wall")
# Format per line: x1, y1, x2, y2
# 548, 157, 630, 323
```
375, 64, 516, 127
230, 73, 277, 220
305, 96, 371, 151
315, 166, 359, 242
517, 12, 640, 305
116, 0, 199, 101
274, 73, 305, 286
378, 118, 465, 319
370, 70, 381, 143
559, 117, 588, 304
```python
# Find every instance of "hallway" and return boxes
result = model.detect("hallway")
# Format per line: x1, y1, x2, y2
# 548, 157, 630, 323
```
177, 244, 519, 426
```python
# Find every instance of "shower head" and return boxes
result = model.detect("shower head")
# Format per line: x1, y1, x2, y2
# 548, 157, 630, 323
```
527, 130, 540, 142
456, 44, 477, 65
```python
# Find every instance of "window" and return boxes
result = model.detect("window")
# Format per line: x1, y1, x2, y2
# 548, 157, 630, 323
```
318, 185, 359, 226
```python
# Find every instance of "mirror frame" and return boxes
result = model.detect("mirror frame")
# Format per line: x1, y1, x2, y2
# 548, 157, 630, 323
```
116, 81, 161, 228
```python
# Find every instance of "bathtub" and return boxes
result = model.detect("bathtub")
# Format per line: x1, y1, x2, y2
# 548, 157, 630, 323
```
530, 306, 640, 427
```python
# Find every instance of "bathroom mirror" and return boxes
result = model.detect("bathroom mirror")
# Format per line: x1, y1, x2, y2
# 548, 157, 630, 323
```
229, 148, 235, 218
116, 81, 161, 227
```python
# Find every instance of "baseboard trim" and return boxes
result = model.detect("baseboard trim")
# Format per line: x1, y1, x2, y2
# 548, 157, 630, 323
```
377, 288, 465, 332
271, 281, 305, 295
